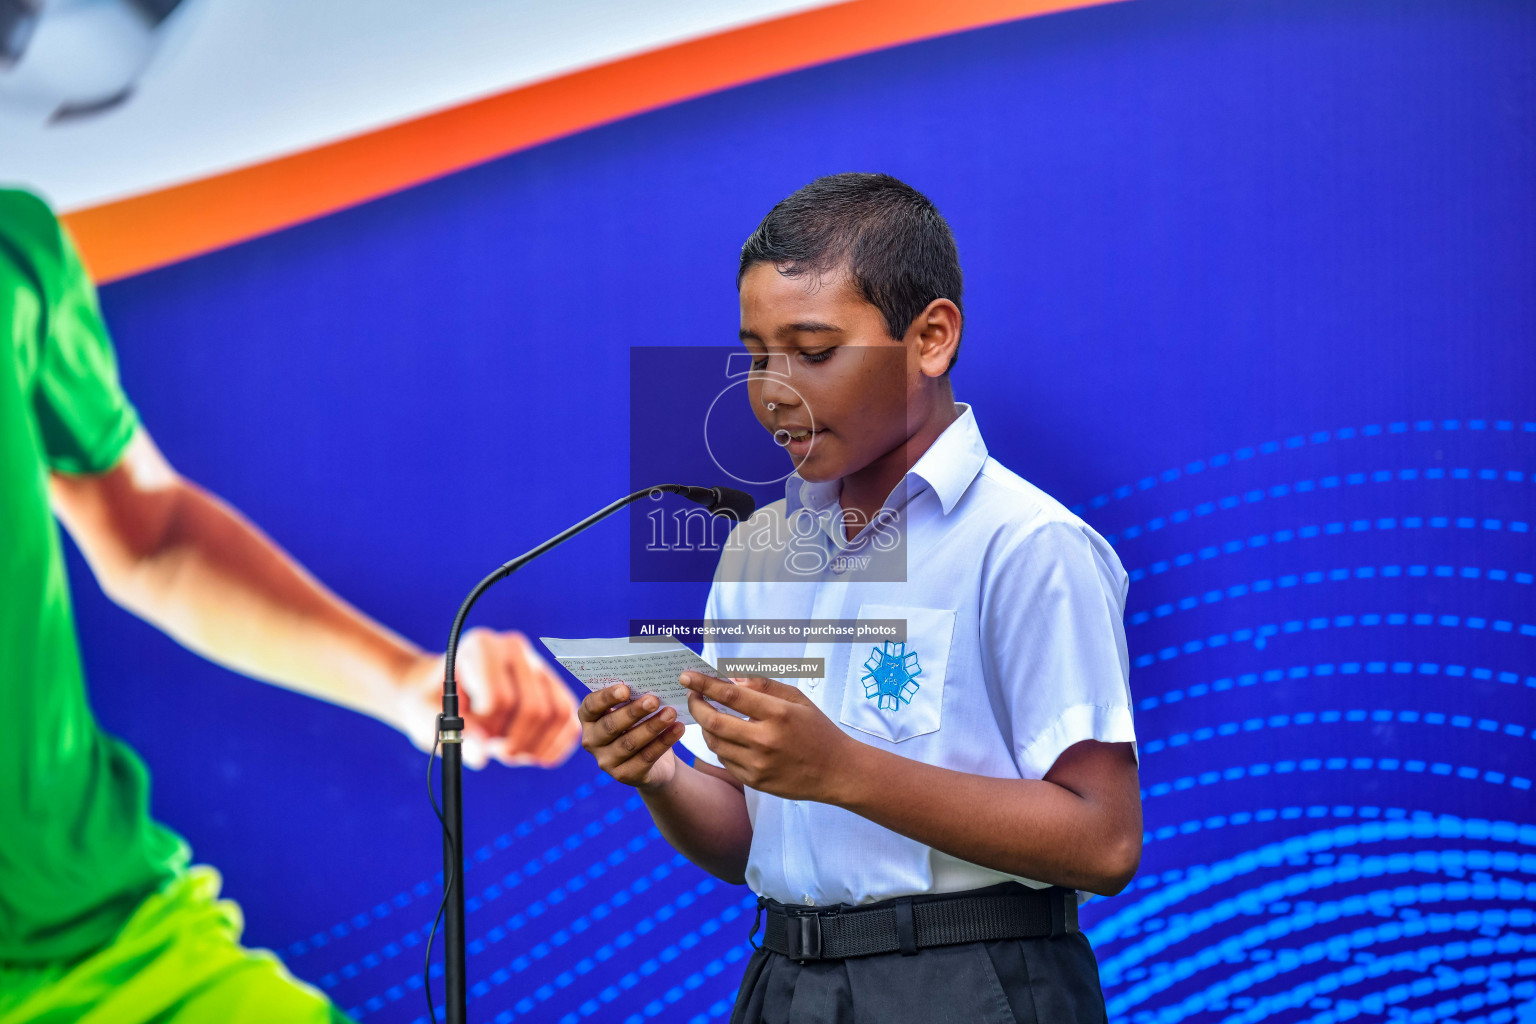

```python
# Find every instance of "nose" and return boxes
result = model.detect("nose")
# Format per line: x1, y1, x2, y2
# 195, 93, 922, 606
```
757, 371, 799, 412
748, 353, 799, 410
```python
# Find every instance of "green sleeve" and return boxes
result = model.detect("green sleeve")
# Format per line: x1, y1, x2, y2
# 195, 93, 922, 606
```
14, 191, 140, 474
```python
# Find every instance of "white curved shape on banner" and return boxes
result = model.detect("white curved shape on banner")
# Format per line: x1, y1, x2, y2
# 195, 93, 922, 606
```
0, 0, 840, 211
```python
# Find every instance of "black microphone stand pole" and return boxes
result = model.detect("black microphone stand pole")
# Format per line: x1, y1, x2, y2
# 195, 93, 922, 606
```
431, 484, 753, 1024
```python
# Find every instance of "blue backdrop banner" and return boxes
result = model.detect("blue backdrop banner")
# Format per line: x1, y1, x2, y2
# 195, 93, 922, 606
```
70, 0, 1534, 1021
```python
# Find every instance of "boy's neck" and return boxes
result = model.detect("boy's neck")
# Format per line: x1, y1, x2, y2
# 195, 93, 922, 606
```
836, 389, 961, 541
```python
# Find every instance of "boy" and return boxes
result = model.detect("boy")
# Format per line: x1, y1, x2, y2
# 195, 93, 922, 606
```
0, 189, 579, 1023
578, 173, 1140, 1022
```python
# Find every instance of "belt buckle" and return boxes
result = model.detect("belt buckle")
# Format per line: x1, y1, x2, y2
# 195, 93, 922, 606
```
786, 910, 823, 962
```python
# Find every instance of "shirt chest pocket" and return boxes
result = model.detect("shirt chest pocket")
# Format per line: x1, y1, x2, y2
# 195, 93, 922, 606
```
838, 604, 956, 744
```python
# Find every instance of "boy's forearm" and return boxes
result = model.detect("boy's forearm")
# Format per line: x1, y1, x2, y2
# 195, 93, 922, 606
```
680, 674, 1141, 895
829, 742, 1141, 896
640, 759, 754, 884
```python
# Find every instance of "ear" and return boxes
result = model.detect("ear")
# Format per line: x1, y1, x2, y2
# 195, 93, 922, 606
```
909, 298, 961, 379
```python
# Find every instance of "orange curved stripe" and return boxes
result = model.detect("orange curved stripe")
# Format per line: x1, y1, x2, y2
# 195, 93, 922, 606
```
63, 0, 1118, 282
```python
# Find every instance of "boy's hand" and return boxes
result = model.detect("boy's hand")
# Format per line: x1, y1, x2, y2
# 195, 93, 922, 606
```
578, 684, 687, 792
681, 672, 850, 803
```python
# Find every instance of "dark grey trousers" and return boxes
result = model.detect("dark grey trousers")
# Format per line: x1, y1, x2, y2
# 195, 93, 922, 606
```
728, 929, 1109, 1024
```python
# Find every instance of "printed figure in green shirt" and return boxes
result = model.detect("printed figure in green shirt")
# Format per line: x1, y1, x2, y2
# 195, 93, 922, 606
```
0, 189, 582, 1022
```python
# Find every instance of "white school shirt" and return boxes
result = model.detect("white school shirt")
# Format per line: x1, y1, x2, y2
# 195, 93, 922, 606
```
680, 403, 1137, 908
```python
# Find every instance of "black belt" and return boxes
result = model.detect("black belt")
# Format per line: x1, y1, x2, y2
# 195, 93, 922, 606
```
757, 882, 1079, 962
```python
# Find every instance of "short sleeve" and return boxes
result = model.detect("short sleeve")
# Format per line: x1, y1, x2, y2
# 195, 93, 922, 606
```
25, 198, 139, 474
983, 518, 1137, 779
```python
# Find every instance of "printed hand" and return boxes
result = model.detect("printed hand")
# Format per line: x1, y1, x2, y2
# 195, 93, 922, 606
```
578, 685, 687, 791
390, 628, 580, 769
681, 672, 850, 802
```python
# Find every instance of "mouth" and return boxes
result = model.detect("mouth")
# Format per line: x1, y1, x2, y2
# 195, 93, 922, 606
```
772, 426, 826, 456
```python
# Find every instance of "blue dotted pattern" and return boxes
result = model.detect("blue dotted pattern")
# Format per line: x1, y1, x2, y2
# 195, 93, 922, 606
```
1127, 563, 1533, 628
1135, 660, 1536, 714
399, 855, 756, 1024
284, 774, 623, 959
1089, 413, 1535, 1023
1124, 514, 1530, 587
1066, 418, 1536, 517
1128, 612, 1536, 670
1099, 465, 1533, 548
264, 416, 1535, 1022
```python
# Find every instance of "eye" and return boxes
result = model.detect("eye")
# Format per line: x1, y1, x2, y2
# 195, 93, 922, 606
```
750, 356, 769, 371
801, 349, 834, 364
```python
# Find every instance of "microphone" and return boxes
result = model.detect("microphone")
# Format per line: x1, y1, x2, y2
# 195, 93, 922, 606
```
667, 484, 757, 522
427, 483, 753, 1024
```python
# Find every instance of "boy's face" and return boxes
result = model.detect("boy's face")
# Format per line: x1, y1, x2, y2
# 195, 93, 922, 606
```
738, 262, 914, 486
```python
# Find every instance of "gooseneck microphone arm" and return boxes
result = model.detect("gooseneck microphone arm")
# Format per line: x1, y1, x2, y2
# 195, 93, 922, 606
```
428, 484, 755, 1024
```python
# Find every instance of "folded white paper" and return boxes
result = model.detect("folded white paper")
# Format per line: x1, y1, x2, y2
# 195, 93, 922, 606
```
539, 636, 745, 725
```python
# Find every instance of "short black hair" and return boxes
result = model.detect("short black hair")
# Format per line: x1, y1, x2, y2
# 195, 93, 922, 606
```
738, 173, 964, 371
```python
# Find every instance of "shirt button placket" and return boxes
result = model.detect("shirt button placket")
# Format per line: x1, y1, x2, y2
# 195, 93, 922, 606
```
783, 536, 843, 910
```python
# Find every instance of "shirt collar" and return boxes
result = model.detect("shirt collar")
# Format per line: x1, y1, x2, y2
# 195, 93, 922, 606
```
784, 403, 989, 519
908, 403, 988, 514
787, 476, 835, 517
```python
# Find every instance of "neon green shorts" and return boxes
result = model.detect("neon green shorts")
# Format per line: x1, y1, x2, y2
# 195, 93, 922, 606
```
0, 867, 352, 1024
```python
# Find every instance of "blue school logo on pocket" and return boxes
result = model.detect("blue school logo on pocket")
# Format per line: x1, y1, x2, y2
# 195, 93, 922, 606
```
860, 642, 921, 711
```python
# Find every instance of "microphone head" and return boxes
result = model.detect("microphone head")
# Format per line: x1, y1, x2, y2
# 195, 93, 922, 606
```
706, 486, 757, 522
663, 483, 757, 521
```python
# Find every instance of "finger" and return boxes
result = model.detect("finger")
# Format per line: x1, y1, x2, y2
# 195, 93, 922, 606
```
536, 712, 581, 768
498, 631, 543, 719
528, 678, 580, 767
471, 650, 534, 760
601, 705, 680, 770
738, 675, 810, 704
679, 672, 780, 719
705, 742, 755, 786
398, 705, 437, 755
592, 693, 667, 745
463, 717, 501, 758
487, 631, 535, 735
467, 628, 517, 725
636, 721, 687, 764
480, 718, 535, 768
453, 631, 496, 727
688, 702, 758, 783
612, 721, 687, 785
578, 683, 632, 724
461, 733, 490, 770
499, 644, 550, 760
531, 684, 577, 764
688, 691, 754, 745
